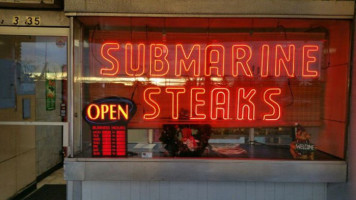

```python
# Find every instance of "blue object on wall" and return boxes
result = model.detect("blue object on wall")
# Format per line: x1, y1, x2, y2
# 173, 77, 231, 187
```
23, 98, 31, 119
0, 59, 16, 109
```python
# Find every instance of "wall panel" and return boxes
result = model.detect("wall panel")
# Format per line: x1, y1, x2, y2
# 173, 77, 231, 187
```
81, 181, 327, 200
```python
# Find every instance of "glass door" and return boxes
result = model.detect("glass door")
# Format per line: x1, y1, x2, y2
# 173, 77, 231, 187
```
0, 26, 69, 200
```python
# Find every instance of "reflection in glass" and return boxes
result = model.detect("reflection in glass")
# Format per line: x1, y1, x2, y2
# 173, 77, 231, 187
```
0, 35, 67, 122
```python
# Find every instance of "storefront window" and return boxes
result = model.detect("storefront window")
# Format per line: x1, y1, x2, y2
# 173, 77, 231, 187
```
0, 35, 67, 122
73, 17, 350, 160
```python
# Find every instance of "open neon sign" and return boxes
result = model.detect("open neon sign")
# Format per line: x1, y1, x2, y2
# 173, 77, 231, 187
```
84, 97, 137, 157
93, 41, 323, 124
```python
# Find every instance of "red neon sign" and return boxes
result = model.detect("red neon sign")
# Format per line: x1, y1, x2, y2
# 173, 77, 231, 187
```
232, 45, 253, 77
263, 88, 282, 121
237, 88, 256, 121
125, 43, 145, 76
302, 45, 319, 78
90, 40, 323, 126
275, 44, 295, 78
100, 43, 120, 76
150, 44, 170, 77
143, 87, 161, 120
190, 88, 206, 120
205, 44, 225, 77
166, 87, 186, 120
98, 42, 322, 78
210, 88, 230, 120
142, 86, 282, 121
261, 44, 270, 77
175, 44, 201, 77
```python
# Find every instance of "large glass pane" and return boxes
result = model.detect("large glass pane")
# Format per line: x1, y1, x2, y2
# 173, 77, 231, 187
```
0, 35, 67, 122
74, 17, 350, 160
0, 34, 67, 200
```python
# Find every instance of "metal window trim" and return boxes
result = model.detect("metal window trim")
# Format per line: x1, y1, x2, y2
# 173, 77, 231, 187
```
68, 16, 74, 157
65, 12, 355, 20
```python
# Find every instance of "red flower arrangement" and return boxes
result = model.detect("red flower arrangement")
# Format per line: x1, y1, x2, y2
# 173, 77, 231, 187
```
160, 124, 211, 157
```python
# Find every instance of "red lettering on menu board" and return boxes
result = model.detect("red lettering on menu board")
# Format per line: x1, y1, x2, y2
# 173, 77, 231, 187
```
92, 125, 126, 156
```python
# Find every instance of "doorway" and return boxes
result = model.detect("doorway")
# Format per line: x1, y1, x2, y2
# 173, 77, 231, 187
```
0, 27, 69, 200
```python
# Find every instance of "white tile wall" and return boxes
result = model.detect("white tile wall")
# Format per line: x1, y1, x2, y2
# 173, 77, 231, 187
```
16, 126, 35, 154
0, 125, 36, 199
0, 126, 16, 163
0, 158, 16, 200
16, 149, 36, 191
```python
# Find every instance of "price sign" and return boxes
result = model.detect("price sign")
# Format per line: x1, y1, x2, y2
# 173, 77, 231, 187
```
92, 125, 127, 156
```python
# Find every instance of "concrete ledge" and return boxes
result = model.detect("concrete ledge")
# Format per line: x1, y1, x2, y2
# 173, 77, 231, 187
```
64, 158, 347, 183
0, 9, 69, 27
64, 0, 354, 19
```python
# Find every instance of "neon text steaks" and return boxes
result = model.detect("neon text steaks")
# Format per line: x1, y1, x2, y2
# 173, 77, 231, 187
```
143, 87, 281, 121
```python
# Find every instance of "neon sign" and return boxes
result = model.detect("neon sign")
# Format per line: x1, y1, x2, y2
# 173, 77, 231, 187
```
86, 104, 129, 121
143, 87, 281, 121
84, 97, 137, 157
90, 41, 323, 126
99, 42, 321, 78
84, 97, 136, 125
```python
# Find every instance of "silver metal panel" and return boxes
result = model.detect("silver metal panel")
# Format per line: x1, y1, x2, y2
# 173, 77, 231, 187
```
0, 9, 69, 27
64, 161, 85, 181
64, 158, 346, 183
68, 16, 74, 157
64, 0, 354, 19
67, 181, 82, 200
66, 181, 73, 200
77, 180, 327, 200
